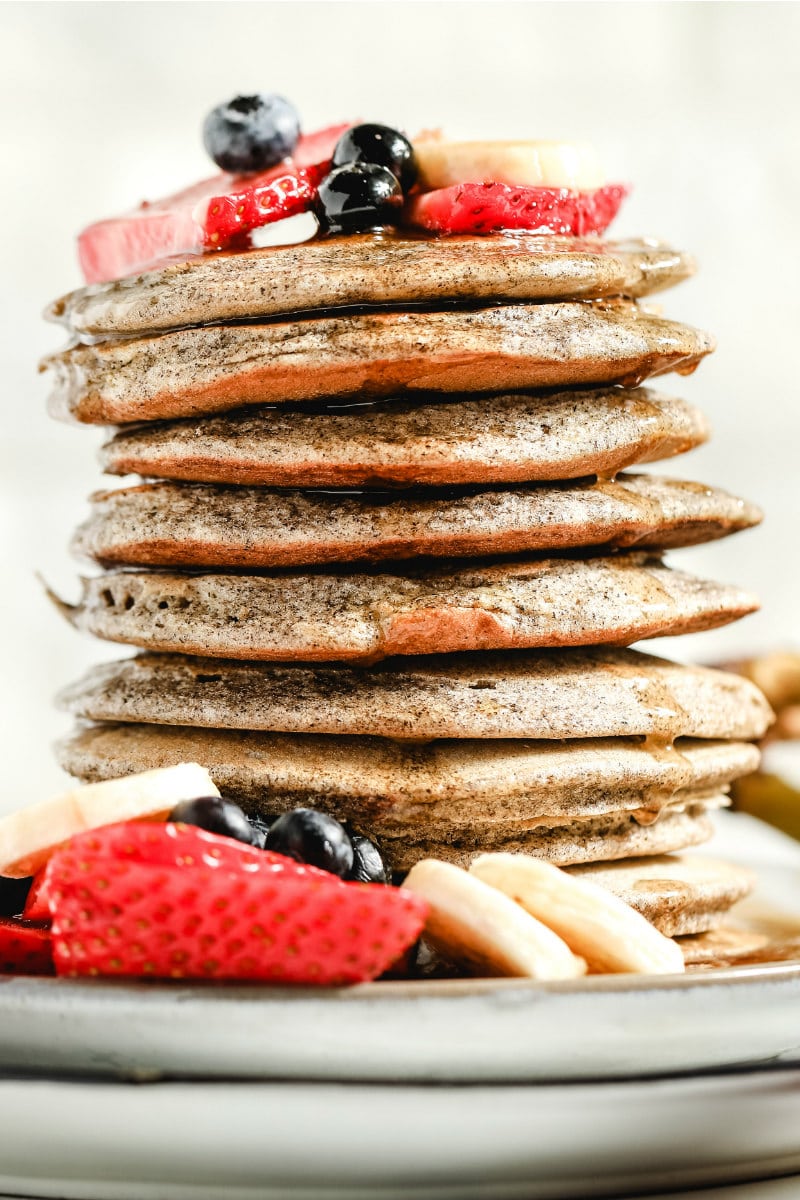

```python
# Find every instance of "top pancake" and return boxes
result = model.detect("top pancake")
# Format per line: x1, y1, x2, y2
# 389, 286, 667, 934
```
47, 235, 696, 337
44, 302, 714, 425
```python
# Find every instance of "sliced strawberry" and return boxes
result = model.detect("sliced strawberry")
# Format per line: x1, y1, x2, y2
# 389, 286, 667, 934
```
77, 123, 351, 285
22, 870, 51, 922
405, 182, 628, 237
46, 822, 427, 985
202, 162, 328, 251
0, 917, 54, 975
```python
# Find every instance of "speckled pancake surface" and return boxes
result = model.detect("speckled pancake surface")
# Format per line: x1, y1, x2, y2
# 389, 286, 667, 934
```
73, 474, 760, 570
58, 648, 773, 741
47, 236, 696, 337
56, 722, 758, 833
571, 855, 757, 936
383, 802, 723, 872
51, 555, 758, 661
44, 302, 715, 425
100, 388, 710, 489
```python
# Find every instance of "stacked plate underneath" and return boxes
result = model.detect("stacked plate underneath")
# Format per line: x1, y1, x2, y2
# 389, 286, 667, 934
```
44, 232, 773, 951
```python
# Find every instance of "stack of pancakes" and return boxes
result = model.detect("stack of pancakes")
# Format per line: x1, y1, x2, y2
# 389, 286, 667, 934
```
43, 233, 773, 945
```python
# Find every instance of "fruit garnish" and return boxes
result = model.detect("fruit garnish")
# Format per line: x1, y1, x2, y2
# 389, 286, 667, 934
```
203, 94, 300, 173
0, 762, 219, 878
46, 822, 427, 984
414, 139, 606, 191
168, 795, 263, 847
22, 870, 50, 922
315, 163, 403, 235
405, 182, 628, 237
0, 918, 53, 976
348, 835, 388, 885
470, 854, 685, 975
77, 123, 350, 284
332, 124, 418, 191
265, 808, 354, 878
402, 859, 585, 980
0, 874, 33, 918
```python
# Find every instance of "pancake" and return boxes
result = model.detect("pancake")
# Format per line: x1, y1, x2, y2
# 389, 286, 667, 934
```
678, 927, 769, 967
383, 801, 723, 873
57, 648, 774, 741
72, 474, 761, 570
99, 388, 710, 489
47, 236, 696, 337
571, 855, 756, 936
49, 555, 759, 661
44, 302, 715, 425
56, 723, 758, 833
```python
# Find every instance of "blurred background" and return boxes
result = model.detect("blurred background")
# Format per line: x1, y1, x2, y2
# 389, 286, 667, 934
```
1, 0, 798, 809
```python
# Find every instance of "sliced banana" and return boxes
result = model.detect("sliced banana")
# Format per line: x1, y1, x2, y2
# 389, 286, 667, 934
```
414, 139, 606, 191
0, 763, 219, 878
470, 854, 685, 975
402, 858, 586, 980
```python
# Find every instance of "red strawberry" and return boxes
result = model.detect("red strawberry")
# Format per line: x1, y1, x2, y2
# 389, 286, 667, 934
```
46, 822, 426, 985
77, 123, 350, 284
0, 918, 54, 975
22, 870, 51, 922
406, 182, 628, 237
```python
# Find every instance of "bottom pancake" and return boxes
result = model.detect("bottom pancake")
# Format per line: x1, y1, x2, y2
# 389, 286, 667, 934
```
570, 854, 756, 936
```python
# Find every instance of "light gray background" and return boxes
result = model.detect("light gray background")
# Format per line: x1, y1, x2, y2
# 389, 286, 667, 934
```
1, 0, 798, 809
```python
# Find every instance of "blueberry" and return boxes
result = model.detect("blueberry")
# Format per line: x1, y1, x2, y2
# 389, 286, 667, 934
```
203, 94, 300, 174
0, 875, 33, 918
316, 164, 403, 235
332, 124, 418, 191
347, 835, 387, 885
266, 808, 353, 877
169, 795, 261, 846
247, 815, 272, 850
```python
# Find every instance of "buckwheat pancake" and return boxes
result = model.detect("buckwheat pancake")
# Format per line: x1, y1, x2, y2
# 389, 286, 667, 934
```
56, 722, 758, 831
50, 555, 759, 661
385, 800, 725, 872
58, 648, 773, 741
47, 236, 696, 338
44, 302, 715, 425
100, 388, 709, 489
73, 474, 760, 570
677, 927, 770, 967
571, 855, 756, 936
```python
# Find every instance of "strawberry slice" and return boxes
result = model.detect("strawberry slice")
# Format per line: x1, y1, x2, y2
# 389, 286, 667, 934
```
77, 123, 350, 285
406, 182, 628, 237
0, 917, 54, 975
22, 870, 51, 922
45, 822, 426, 985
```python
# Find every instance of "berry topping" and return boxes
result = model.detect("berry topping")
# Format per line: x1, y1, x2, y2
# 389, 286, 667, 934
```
316, 164, 403, 235
348, 835, 388, 885
77, 123, 350, 283
203, 94, 301, 174
332, 124, 418, 191
0, 875, 33, 918
266, 808, 354, 878
44, 822, 427, 984
0, 918, 53, 975
406, 182, 628, 237
169, 795, 260, 846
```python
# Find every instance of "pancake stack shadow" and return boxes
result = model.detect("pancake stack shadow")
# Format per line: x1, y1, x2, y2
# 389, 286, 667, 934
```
44, 233, 773, 953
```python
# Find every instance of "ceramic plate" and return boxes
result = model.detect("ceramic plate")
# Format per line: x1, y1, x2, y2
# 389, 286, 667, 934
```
1, 1067, 800, 1199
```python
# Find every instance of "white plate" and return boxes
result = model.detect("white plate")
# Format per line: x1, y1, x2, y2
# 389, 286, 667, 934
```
1, 960, 800, 1084
1, 1068, 800, 1199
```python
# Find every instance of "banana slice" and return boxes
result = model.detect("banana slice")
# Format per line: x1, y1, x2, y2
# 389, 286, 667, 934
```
470, 854, 684, 975
402, 858, 586, 980
0, 763, 218, 878
414, 139, 606, 191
